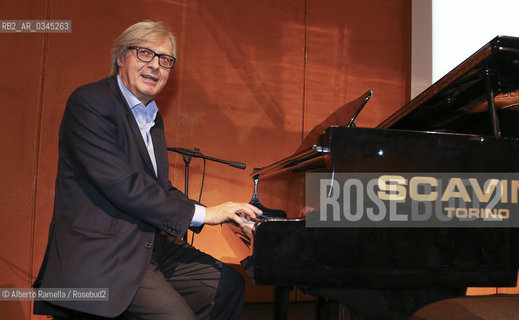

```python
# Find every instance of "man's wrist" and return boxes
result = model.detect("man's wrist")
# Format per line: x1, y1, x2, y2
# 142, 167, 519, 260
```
190, 204, 206, 227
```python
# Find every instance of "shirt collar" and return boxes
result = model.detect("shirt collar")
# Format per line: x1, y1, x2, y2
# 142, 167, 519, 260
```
116, 74, 158, 112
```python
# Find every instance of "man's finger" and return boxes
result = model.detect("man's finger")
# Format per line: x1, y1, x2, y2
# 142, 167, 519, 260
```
229, 213, 245, 228
235, 207, 257, 220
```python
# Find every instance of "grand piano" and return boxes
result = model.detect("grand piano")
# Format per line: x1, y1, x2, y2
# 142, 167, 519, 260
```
224, 36, 519, 319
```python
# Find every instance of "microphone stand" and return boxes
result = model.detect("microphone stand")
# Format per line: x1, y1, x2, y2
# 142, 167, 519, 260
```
167, 147, 246, 241
168, 147, 246, 170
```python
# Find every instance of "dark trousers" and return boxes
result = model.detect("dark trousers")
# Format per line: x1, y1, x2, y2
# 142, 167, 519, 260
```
123, 232, 245, 320
51, 233, 245, 320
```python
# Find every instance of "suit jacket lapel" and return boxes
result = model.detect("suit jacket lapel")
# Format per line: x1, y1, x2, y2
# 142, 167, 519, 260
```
107, 76, 157, 179
151, 114, 169, 188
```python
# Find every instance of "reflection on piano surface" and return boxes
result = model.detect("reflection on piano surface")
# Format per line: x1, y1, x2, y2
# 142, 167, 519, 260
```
223, 36, 519, 319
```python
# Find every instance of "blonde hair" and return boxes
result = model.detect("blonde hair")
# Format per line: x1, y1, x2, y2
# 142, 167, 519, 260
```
110, 20, 176, 75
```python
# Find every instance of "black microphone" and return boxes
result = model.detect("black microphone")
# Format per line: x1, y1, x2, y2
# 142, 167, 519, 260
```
226, 161, 246, 170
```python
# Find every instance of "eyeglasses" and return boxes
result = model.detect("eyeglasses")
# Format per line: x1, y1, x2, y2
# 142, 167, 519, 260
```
128, 46, 177, 69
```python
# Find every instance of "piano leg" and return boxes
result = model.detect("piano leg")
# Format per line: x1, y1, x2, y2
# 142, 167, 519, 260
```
316, 297, 357, 320
274, 286, 291, 320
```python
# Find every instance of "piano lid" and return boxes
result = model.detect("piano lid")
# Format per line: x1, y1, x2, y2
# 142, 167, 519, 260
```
253, 36, 519, 179
378, 35, 519, 136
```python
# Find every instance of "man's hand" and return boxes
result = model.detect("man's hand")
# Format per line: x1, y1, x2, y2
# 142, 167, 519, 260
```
205, 202, 262, 228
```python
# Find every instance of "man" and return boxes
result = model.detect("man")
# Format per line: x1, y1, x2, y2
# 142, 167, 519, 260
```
34, 20, 261, 320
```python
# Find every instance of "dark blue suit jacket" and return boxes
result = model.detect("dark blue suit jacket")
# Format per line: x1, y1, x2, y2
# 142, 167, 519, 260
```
34, 76, 197, 317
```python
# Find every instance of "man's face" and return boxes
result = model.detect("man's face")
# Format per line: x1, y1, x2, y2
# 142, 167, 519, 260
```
118, 36, 174, 105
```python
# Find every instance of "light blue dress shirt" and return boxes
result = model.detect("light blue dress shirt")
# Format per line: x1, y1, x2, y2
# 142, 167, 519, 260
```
116, 75, 205, 227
